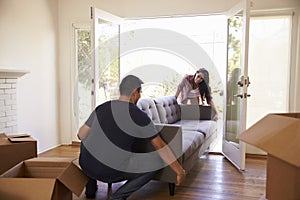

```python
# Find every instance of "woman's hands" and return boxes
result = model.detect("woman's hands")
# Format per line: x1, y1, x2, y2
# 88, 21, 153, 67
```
213, 113, 219, 121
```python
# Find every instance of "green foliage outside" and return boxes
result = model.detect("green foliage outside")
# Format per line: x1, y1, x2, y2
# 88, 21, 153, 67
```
98, 32, 120, 101
77, 28, 120, 102
77, 29, 92, 89
228, 16, 243, 74
76, 26, 230, 114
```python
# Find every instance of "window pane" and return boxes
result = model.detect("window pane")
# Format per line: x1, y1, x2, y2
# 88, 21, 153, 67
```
96, 21, 120, 105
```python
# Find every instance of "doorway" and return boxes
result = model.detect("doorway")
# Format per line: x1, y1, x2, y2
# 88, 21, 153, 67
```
73, 13, 293, 155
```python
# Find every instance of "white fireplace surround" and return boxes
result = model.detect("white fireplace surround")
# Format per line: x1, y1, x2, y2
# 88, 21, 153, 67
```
0, 69, 29, 134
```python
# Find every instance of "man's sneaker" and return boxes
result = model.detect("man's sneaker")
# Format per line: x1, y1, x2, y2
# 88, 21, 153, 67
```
85, 193, 96, 199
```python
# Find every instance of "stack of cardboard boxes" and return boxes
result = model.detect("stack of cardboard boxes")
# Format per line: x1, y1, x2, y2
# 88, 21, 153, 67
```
0, 133, 37, 174
0, 133, 88, 200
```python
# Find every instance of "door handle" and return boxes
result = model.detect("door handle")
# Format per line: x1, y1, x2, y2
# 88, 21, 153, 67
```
234, 94, 243, 98
234, 93, 251, 99
237, 80, 244, 87
237, 76, 251, 87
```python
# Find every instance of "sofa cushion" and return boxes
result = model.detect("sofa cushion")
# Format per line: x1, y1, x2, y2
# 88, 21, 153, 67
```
154, 96, 181, 124
137, 98, 161, 123
182, 130, 205, 161
174, 120, 217, 138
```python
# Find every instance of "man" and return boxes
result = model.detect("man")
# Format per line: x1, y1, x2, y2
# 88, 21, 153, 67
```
78, 75, 185, 200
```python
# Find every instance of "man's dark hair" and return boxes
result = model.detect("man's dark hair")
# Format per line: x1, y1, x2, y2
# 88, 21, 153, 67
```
119, 75, 144, 96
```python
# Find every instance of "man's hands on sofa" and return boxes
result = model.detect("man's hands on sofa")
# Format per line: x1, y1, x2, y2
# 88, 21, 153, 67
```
176, 169, 186, 186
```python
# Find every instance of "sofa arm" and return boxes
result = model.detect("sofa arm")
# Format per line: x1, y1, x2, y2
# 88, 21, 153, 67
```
155, 124, 183, 163
180, 104, 215, 120
153, 124, 183, 196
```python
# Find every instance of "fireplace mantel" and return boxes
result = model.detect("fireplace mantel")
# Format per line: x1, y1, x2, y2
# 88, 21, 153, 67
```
0, 69, 30, 78
0, 68, 30, 133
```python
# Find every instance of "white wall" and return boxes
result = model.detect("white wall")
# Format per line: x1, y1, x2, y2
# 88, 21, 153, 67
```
0, 0, 60, 153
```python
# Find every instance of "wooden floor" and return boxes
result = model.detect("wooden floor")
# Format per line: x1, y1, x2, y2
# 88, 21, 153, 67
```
39, 145, 267, 200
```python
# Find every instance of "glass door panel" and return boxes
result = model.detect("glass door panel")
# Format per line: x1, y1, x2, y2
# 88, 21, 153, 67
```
92, 8, 122, 107
225, 14, 243, 147
95, 22, 120, 105
75, 28, 92, 129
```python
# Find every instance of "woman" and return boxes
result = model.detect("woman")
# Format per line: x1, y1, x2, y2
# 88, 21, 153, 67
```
175, 68, 218, 120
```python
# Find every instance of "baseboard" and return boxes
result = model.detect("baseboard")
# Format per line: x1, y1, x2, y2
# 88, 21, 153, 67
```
208, 151, 267, 160
72, 141, 80, 146
208, 151, 222, 156
246, 153, 267, 159
38, 144, 62, 155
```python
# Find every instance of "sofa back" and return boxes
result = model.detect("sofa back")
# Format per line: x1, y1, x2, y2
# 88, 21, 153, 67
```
153, 96, 181, 124
137, 96, 181, 124
137, 98, 161, 123
137, 96, 215, 124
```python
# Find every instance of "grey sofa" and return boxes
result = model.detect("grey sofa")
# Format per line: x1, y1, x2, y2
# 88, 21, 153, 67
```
136, 95, 218, 196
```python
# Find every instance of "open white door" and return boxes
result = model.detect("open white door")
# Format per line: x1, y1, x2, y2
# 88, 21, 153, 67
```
222, 0, 251, 171
73, 8, 122, 140
91, 7, 123, 108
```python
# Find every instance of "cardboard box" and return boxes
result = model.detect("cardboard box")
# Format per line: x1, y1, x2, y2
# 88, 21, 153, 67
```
0, 157, 88, 200
0, 133, 37, 175
237, 113, 300, 200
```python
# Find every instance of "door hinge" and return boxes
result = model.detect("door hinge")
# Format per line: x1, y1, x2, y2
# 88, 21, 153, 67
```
90, 7, 93, 20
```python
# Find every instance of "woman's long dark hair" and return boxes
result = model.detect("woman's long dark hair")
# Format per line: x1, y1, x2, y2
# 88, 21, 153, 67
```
194, 68, 212, 103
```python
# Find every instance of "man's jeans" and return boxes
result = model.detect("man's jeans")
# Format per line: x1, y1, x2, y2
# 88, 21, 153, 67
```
86, 171, 157, 200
